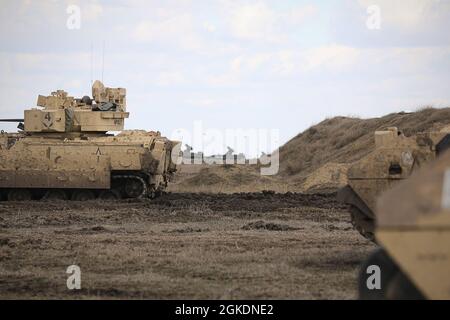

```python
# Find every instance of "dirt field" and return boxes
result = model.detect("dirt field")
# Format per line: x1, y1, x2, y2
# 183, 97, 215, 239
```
0, 192, 374, 299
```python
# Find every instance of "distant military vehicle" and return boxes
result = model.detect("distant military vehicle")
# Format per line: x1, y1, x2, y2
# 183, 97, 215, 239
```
0, 81, 179, 201
338, 127, 450, 241
359, 149, 450, 299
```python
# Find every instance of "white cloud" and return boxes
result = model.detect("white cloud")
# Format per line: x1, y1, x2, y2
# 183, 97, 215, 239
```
206, 43, 450, 87
208, 52, 274, 86
185, 97, 217, 107
207, 46, 360, 85
301, 45, 361, 71
133, 13, 204, 51
203, 21, 217, 33
274, 50, 295, 75
0, 52, 90, 72
82, 2, 104, 21
224, 2, 318, 42
229, 2, 276, 40
288, 4, 317, 25
156, 71, 185, 86
232, 53, 273, 72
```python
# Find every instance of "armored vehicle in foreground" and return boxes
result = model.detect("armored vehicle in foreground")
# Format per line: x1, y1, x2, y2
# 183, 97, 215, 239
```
0, 81, 179, 201
338, 127, 450, 241
359, 150, 450, 299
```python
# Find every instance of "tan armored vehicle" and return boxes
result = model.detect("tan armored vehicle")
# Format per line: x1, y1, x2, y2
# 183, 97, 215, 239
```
359, 149, 450, 299
0, 81, 179, 201
338, 127, 450, 241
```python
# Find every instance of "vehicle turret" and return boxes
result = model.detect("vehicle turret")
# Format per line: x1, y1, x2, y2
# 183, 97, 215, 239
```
24, 80, 128, 134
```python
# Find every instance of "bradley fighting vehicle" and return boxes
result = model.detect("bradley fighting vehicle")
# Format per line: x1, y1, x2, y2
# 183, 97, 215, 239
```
0, 81, 179, 201
338, 126, 450, 241
359, 149, 450, 300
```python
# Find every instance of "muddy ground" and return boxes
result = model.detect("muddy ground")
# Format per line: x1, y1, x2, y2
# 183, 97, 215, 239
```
0, 192, 375, 299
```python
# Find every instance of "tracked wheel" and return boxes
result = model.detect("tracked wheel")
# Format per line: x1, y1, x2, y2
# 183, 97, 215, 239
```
124, 178, 146, 198
8, 189, 32, 201
43, 190, 68, 201
359, 248, 424, 300
71, 190, 96, 201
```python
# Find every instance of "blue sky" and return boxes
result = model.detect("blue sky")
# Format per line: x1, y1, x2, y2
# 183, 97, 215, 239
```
1, 0, 450, 156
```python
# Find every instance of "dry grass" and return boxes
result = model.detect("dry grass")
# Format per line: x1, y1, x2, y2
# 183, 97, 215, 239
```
0, 194, 374, 299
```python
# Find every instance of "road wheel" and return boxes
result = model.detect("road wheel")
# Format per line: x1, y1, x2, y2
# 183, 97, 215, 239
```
71, 190, 96, 201
124, 178, 145, 198
43, 190, 68, 201
8, 189, 32, 201
359, 248, 424, 300
98, 189, 121, 201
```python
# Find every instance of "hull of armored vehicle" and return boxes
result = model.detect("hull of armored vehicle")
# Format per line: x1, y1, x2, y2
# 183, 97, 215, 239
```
338, 127, 450, 241
359, 149, 450, 300
0, 130, 177, 200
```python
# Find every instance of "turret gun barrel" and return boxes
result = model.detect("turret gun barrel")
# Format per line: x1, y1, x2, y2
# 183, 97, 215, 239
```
0, 119, 24, 122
